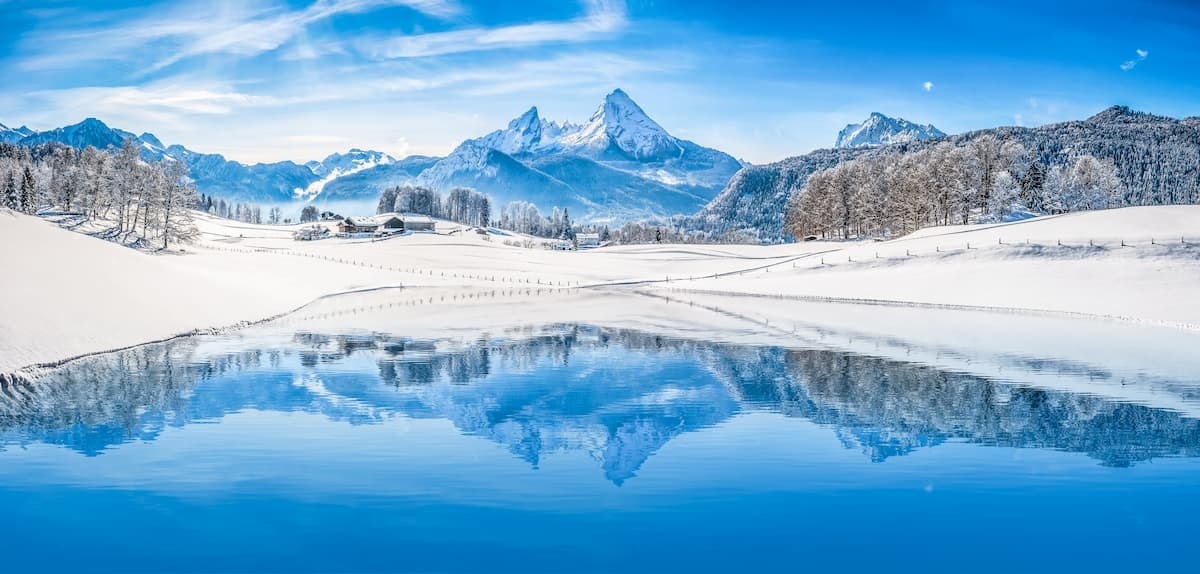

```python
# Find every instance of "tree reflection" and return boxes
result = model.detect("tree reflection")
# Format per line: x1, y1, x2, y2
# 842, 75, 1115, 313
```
2, 325, 1197, 478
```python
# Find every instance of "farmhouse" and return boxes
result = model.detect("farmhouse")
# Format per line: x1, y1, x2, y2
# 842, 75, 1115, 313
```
293, 225, 330, 241
338, 215, 403, 236
576, 233, 601, 248
400, 213, 436, 232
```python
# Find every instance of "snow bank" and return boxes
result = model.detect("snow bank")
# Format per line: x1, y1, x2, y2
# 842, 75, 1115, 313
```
2, 206, 1199, 374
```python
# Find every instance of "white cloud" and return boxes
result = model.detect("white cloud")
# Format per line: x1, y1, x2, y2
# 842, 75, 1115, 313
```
1121, 48, 1149, 71
1013, 113, 1024, 126
394, 136, 412, 157
17, 0, 464, 73
32, 83, 274, 116
923, 81, 934, 92
362, 0, 627, 59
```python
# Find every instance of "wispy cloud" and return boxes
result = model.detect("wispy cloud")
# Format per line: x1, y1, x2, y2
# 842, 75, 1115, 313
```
923, 81, 934, 92
20, 81, 277, 130
17, 0, 464, 73
1121, 48, 1149, 71
361, 0, 627, 59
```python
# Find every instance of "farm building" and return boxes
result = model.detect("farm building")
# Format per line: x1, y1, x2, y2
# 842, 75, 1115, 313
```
338, 215, 403, 236
576, 233, 601, 248
399, 213, 436, 232
293, 225, 330, 241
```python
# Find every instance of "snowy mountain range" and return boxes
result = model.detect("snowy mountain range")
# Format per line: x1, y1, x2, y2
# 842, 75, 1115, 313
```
1, 117, 331, 201
834, 112, 945, 148
403, 89, 743, 221
689, 106, 1200, 242
2, 89, 743, 221
0, 121, 36, 143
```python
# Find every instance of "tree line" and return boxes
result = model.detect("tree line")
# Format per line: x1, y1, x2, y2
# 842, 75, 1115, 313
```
785, 135, 1123, 240
375, 185, 493, 228
1, 140, 198, 248
197, 194, 288, 225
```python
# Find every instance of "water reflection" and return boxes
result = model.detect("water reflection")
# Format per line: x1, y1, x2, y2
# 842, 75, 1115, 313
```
3, 324, 1198, 480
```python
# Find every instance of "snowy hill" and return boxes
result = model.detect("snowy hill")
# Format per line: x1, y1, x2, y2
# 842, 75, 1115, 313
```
688, 106, 1200, 242
834, 112, 945, 148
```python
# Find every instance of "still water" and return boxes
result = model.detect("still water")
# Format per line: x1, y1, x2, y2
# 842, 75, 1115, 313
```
2, 294, 1199, 573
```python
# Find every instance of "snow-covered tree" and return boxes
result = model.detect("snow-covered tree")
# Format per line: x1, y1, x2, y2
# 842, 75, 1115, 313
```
989, 170, 1022, 219
300, 205, 319, 222
376, 187, 399, 214
3, 170, 17, 210
20, 166, 36, 214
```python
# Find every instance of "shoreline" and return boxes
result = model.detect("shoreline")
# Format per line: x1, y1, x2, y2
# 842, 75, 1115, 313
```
3, 206, 1200, 376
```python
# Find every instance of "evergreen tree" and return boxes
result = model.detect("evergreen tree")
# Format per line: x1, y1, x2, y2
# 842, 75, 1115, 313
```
3, 171, 17, 210
559, 207, 574, 240
20, 166, 36, 214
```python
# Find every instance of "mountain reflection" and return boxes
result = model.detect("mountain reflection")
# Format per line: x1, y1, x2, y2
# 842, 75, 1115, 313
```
2, 325, 1198, 481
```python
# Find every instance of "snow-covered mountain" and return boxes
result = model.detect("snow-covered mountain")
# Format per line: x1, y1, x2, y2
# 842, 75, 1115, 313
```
1, 117, 403, 203
4, 91, 742, 220
16, 118, 146, 153
0, 122, 35, 144
407, 89, 743, 221
688, 105, 1200, 242
296, 149, 396, 200
835, 112, 946, 148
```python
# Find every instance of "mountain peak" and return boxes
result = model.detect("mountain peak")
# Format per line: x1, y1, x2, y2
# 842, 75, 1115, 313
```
594, 88, 653, 123
139, 132, 165, 149
562, 88, 681, 161
76, 117, 110, 129
835, 113, 945, 148
1086, 105, 1172, 124
509, 106, 541, 131
604, 88, 633, 105
472, 105, 555, 155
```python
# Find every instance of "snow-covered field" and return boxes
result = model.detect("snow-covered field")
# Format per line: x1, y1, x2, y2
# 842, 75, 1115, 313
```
2, 206, 1199, 374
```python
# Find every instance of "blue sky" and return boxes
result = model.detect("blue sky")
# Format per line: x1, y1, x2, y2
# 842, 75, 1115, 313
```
1, 0, 1197, 164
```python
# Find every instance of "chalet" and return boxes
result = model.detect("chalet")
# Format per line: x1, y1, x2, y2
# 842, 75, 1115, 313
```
399, 213, 436, 232
338, 215, 403, 236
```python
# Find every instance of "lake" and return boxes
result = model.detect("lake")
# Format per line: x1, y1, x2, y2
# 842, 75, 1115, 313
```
2, 289, 1199, 573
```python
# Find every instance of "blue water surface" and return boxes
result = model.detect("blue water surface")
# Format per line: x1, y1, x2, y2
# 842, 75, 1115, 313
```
1, 322, 1198, 573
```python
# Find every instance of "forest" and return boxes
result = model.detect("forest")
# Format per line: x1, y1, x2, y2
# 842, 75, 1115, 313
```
1, 140, 198, 249
785, 135, 1122, 239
